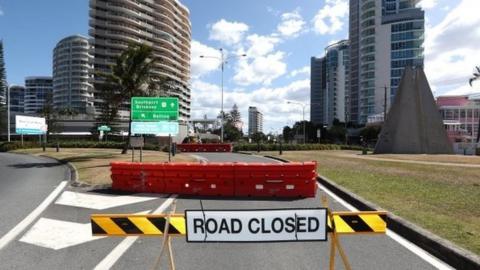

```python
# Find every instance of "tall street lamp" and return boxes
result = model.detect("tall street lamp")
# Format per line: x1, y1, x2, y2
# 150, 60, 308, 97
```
200, 49, 246, 142
7, 85, 10, 142
287, 101, 307, 144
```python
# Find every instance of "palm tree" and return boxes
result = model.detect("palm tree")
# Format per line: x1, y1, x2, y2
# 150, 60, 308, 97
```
96, 42, 171, 154
469, 66, 480, 86
470, 66, 480, 143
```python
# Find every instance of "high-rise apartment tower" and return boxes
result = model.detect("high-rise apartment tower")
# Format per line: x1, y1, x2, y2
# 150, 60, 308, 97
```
53, 35, 94, 113
89, 0, 192, 120
349, 0, 424, 124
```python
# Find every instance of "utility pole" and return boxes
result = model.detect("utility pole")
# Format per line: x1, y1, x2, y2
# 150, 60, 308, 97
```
384, 85, 388, 123
7, 85, 10, 142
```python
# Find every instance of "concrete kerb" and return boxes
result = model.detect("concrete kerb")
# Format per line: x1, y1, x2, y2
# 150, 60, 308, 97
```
263, 154, 480, 270
39, 155, 111, 190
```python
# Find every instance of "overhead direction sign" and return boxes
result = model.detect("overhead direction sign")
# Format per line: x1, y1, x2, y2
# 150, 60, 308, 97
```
131, 97, 179, 121
15, 115, 46, 135
185, 209, 327, 242
131, 121, 179, 136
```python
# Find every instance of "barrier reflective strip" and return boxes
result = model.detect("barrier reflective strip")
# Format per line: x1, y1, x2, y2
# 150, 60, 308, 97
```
93, 217, 126, 235
91, 215, 186, 236
328, 211, 387, 234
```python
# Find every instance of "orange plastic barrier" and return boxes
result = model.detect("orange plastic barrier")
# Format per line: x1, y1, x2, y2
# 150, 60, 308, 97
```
110, 161, 317, 198
177, 143, 233, 152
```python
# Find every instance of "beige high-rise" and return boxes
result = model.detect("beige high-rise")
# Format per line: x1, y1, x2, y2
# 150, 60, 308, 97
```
89, 0, 192, 120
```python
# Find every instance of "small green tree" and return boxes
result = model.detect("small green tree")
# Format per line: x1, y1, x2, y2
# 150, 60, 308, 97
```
38, 93, 63, 142
251, 132, 266, 143
282, 126, 292, 143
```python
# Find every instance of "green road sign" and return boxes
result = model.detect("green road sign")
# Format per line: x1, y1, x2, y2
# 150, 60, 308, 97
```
98, 125, 111, 132
131, 97, 179, 121
131, 121, 179, 136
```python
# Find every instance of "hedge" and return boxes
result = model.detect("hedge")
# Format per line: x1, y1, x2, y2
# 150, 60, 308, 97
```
0, 141, 167, 152
233, 143, 365, 152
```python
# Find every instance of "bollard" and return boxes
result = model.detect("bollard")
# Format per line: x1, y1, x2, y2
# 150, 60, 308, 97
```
172, 143, 176, 157
56, 142, 60, 152
257, 142, 260, 153
279, 141, 283, 155
42, 142, 46, 152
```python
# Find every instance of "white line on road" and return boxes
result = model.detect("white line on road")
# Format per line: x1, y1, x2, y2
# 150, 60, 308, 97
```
0, 181, 68, 250
317, 182, 454, 270
94, 195, 178, 270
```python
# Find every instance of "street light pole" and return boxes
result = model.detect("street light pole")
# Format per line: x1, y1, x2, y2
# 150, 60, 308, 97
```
287, 101, 307, 144
7, 85, 10, 142
302, 105, 306, 144
220, 48, 224, 143
199, 50, 246, 143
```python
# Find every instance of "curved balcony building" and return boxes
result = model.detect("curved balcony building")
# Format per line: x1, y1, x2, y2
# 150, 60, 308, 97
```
53, 35, 94, 114
89, 0, 192, 120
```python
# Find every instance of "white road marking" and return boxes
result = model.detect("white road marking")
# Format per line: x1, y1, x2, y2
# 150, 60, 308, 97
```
55, 191, 157, 210
19, 218, 106, 250
19, 211, 151, 250
94, 195, 177, 270
190, 154, 208, 163
0, 181, 68, 250
317, 182, 454, 270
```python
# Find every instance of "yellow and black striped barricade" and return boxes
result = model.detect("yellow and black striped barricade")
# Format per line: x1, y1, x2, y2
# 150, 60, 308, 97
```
90, 208, 387, 270
328, 211, 387, 234
91, 214, 186, 236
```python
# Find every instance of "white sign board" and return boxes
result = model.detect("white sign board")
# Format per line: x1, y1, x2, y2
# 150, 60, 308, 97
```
129, 137, 145, 148
15, 115, 47, 135
185, 209, 327, 242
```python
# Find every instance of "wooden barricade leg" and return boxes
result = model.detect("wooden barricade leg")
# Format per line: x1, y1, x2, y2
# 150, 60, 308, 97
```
153, 200, 177, 270
322, 195, 352, 270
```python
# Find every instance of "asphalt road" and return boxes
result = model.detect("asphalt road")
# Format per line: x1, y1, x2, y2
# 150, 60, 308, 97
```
0, 153, 69, 238
0, 152, 449, 270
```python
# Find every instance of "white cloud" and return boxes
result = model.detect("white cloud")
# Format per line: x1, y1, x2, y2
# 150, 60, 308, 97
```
190, 40, 221, 79
289, 66, 310, 78
191, 79, 310, 133
312, 0, 349, 35
267, 6, 281, 17
424, 0, 480, 96
209, 19, 249, 46
234, 51, 287, 86
277, 9, 306, 38
417, 0, 438, 9
245, 34, 281, 58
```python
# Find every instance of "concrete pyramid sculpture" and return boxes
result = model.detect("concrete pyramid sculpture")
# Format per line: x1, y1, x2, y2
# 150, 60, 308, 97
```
374, 67, 453, 154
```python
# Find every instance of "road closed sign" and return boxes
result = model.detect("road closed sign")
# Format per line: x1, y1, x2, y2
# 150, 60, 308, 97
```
185, 208, 327, 242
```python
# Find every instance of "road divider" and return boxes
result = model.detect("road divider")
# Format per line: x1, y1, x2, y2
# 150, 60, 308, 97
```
110, 161, 318, 198
177, 143, 233, 152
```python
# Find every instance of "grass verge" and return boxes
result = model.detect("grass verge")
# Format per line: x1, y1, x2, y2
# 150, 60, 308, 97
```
263, 150, 480, 255
13, 148, 196, 186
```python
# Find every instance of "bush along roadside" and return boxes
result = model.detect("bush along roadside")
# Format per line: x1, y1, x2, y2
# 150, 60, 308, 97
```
0, 141, 166, 152
233, 143, 366, 152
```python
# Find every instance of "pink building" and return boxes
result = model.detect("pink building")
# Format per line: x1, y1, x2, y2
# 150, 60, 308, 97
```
436, 94, 480, 143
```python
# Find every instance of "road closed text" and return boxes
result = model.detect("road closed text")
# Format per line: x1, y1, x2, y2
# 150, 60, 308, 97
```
185, 209, 327, 242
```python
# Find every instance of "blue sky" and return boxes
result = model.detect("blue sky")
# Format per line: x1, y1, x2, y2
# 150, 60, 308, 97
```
1, 0, 479, 133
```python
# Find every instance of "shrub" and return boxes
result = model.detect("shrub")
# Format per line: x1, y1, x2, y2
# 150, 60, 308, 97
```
233, 143, 365, 152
